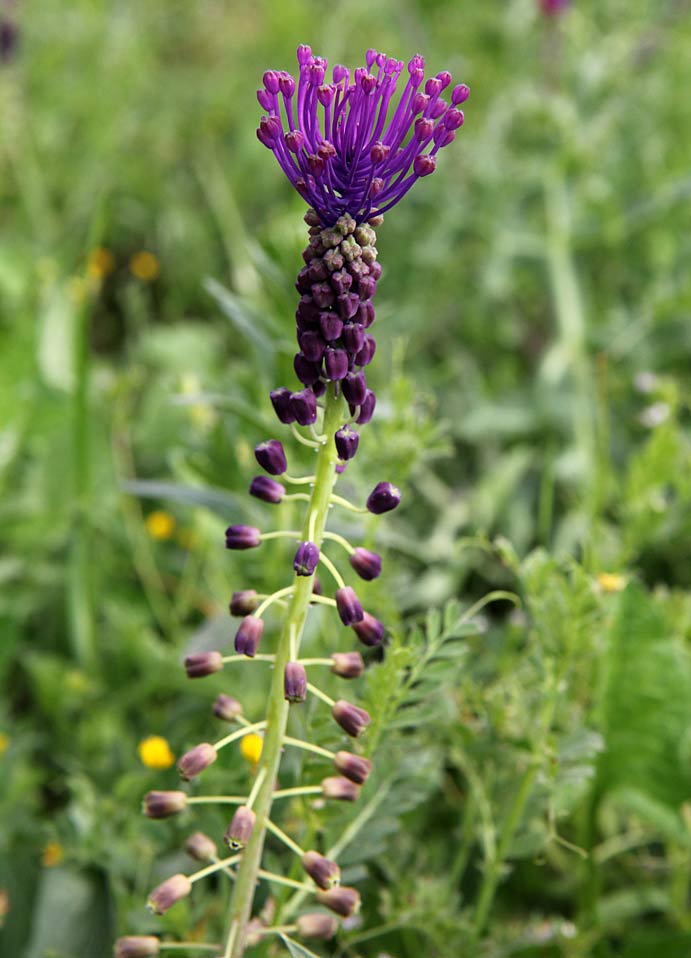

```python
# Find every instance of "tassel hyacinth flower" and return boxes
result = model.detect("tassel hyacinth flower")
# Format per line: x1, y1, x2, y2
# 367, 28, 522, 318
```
117, 44, 468, 958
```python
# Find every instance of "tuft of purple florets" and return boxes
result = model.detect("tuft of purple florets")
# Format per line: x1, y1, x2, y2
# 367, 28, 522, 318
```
257, 46, 469, 225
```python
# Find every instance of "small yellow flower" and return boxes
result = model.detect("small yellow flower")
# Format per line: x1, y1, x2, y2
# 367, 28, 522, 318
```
0, 733, 9, 755
138, 735, 175, 770
240, 733, 263, 766
87, 247, 115, 279
146, 510, 176, 541
41, 841, 64, 868
597, 572, 627, 593
129, 250, 160, 281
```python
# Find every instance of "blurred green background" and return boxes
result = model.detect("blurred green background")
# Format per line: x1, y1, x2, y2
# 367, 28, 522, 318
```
2, 0, 691, 955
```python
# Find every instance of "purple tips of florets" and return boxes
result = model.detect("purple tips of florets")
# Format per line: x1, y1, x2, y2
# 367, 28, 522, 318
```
353, 611, 385, 647
213, 694, 244, 722
249, 475, 286, 504
225, 524, 262, 549
335, 425, 359, 461
302, 850, 341, 889
332, 699, 371, 737
349, 547, 382, 580
177, 743, 218, 780
225, 805, 256, 849
335, 586, 364, 625
334, 751, 372, 785
229, 590, 259, 616
366, 481, 401, 514
235, 616, 264, 657
316, 885, 361, 917
184, 651, 224, 678
284, 661, 308, 703
294, 540, 320, 576
256, 46, 469, 224
255, 439, 287, 475
331, 651, 364, 678
147, 874, 193, 915
143, 790, 188, 819
290, 388, 318, 425
270, 387, 296, 423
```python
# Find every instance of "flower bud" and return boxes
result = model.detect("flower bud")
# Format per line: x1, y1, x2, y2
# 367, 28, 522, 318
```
354, 389, 377, 424
331, 651, 364, 678
335, 426, 359, 461
342, 372, 367, 406
334, 751, 372, 785
330, 269, 352, 295
319, 311, 343, 341
335, 586, 364, 625
184, 651, 224, 678
143, 790, 188, 819
284, 661, 308, 703
224, 805, 256, 849
294, 353, 321, 386
321, 776, 361, 801
296, 913, 339, 940
358, 300, 375, 327
235, 616, 264, 657
369, 261, 382, 280
299, 330, 326, 362
366, 481, 401, 514
316, 886, 361, 917
249, 475, 286, 504
324, 348, 349, 381
270, 387, 296, 424
355, 334, 376, 366
225, 524, 262, 549
229, 590, 259, 616
332, 700, 371, 737
114, 937, 160, 958
451, 82, 470, 104
290, 389, 318, 425
213, 693, 243, 722
301, 850, 341, 889
294, 540, 320, 576
311, 282, 335, 308
414, 153, 436, 177
337, 292, 361, 321
185, 831, 217, 862
342, 323, 365, 354
254, 439, 287, 475
353, 611, 385, 647
177, 743, 218, 780
349, 547, 381, 580
147, 874, 193, 915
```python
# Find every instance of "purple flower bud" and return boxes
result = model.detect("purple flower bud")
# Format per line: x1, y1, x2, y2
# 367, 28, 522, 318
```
225, 525, 262, 550
429, 98, 448, 119
316, 886, 361, 917
443, 107, 465, 130
296, 913, 339, 940
297, 43, 312, 65
335, 426, 359, 462
366, 481, 401, 514
290, 389, 318, 425
115, 937, 161, 958
185, 831, 217, 862
355, 334, 376, 366
301, 850, 341, 890
342, 372, 367, 406
358, 301, 375, 327
337, 292, 361, 321
331, 651, 364, 678
294, 352, 322, 386
349, 547, 382, 581
334, 751, 372, 785
370, 141, 390, 164
311, 282, 335, 309
213, 693, 244, 722
312, 576, 323, 596
414, 154, 436, 177
451, 82, 470, 104
335, 586, 364, 625
177, 743, 218, 781
224, 805, 256, 849
324, 348, 348, 381
311, 379, 327, 397
285, 129, 305, 153
353, 611, 385, 647
270, 387, 296, 424
357, 275, 377, 301
263, 70, 280, 93
369, 261, 383, 281
184, 651, 224, 679
147, 874, 193, 915
257, 89, 273, 110
229, 590, 259, 616
279, 72, 296, 96
296, 295, 320, 326
415, 117, 434, 141
235, 616, 264, 657
354, 389, 377, 425
254, 439, 287, 475
321, 775, 362, 801
143, 790, 188, 819
319, 311, 343, 341
342, 323, 365, 354
249, 475, 286, 504
332, 699, 371, 737
330, 269, 352, 295
284, 661, 308, 703
294, 540, 320, 576
299, 330, 326, 362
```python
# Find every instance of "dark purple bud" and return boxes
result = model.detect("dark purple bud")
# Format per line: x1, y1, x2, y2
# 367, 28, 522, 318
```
311, 379, 326, 398
184, 651, 224, 678
284, 661, 308, 703
249, 475, 285, 504
301, 851, 341, 890
342, 372, 367, 406
413, 92, 429, 114
324, 348, 349, 381
304, 208, 322, 226
307, 258, 328, 282
257, 116, 280, 147
342, 324, 365, 355
311, 282, 335, 309
290, 389, 318, 425
254, 439, 287, 475
337, 292, 361, 321
270, 387, 296, 424
279, 72, 296, 97
224, 805, 256, 849
354, 389, 377, 424
357, 275, 377, 300
263, 70, 280, 93
436, 70, 452, 89
318, 141, 336, 161
358, 300, 375, 327
225, 525, 262, 550
294, 540, 320, 576
319, 312, 344, 341
330, 269, 352, 295
285, 130, 305, 153
321, 776, 361, 801
353, 612, 385, 647
299, 330, 326, 362
334, 751, 372, 785
366, 481, 401, 514
143, 790, 188, 819
349, 547, 382, 581
355, 334, 376, 366
335, 586, 364, 625
115, 937, 161, 958
296, 913, 339, 940
369, 261, 382, 281
429, 97, 448, 119
297, 43, 312, 65
370, 177, 384, 197
425, 76, 442, 97
147, 874, 192, 915
177, 743, 218, 780
185, 831, 217, 862
235, 616, 264, 657
451, 82, 470, 104
257, 89, 273, 110
307, 153, 325, 176
331, 652, 364, 678
296, 295, 320, 326
317, 83, 335, 105
213, 694, 244, 722
443, 107, 465, 130
415, 117, 434, 140
229, 590, 259, 616
370, 141, 390, 164
414, 153, 436, 177
316, 886, 361, 917
294, 352, 321, 386
332, 699, 371, 737
335, 425, 359, 461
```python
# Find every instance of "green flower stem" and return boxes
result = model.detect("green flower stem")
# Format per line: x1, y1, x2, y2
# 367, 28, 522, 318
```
190, 855, 242, 884
330, 493, 368, 513
272, 785, 322, 799
306, 683, 335, 707
265, 818, 305, 856
221, 384, 346, 958
323, 530, 355, 554
317, 551, 346, 589
282, 735, 335, 760
221, 654, 275, 664
213, 721, 267, 752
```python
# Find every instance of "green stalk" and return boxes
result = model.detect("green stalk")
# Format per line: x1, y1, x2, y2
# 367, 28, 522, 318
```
221, 384, 346, 958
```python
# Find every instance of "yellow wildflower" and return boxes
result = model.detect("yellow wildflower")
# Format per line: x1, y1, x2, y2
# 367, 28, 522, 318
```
597, 572, 627, 594
41, 841, 64, 868
146, 510, 176, 541
129, 250, 160, 281
87, 247, 115, 279
138, 735, 175, 770
240, 733, 263, 766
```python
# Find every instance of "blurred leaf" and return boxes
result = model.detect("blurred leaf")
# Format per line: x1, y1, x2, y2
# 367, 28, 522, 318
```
24, 866, 113, 958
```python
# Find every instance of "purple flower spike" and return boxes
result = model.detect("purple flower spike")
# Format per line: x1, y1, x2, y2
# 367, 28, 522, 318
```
335, 586, 364, 625
225, 524, 262, 549
255, 439, 287, 475
284, 661, 308, 703
332, 699, 371, 737
256, 46, 469, 224
349, 547, 382, 580
353, 611, 385, 647
249, 475, 286, 504
294, 540, 320, 576
290, 389, 318, 425
335, 425, 360, 461
366, 481, 401, 514
235, 616, 264, 657
270, 387, 296, 424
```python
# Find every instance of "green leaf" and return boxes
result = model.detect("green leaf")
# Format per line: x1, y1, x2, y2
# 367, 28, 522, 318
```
24, 866, 113, 958
279, 933, 322, 958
